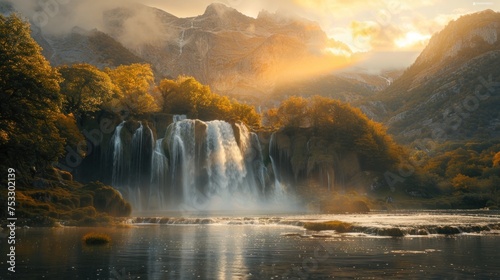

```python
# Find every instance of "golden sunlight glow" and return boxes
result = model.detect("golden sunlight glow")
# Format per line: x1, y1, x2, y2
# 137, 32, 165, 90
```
325, 47, 352, 57
395, 32, 432, 48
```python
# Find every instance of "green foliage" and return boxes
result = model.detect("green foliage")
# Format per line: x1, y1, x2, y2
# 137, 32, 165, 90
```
59, 64, 114, 117
157, 76, 261, 127
0, 14, 65, 171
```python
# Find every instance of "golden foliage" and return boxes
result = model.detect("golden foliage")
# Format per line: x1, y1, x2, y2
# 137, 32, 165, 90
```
0, 14, 66, 170
105, 64, 159, 115
157, 76, 261, 127
59, 64, 114, 117
267, 95, 402, 171
494, 152, 500, 167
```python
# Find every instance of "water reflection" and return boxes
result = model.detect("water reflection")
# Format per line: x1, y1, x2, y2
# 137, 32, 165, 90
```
3, 223, 500, 279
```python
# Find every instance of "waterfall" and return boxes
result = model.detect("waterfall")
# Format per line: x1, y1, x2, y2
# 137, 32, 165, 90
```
167, 118, 197, 206
236, 123, 266, 197
108, 116, 291, 212
174, 114, 187, 122
110, 121, 154, 211
111, 121, 126, 187
179, 29, 185, 55
150, 139, 168, 210
204, 121, 254, 201
269, 132, 286, 198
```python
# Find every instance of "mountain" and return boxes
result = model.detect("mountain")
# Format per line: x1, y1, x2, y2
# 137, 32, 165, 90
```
0, 1, 145, 68
113, 3, 349, 96
4, 1, 353, 97
366, 10, 500, 144
0, 0, 11, 13
35, 28, 145, 68
270, 69, 402, 106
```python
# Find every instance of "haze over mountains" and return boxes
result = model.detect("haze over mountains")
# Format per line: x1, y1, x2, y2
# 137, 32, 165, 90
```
1, 1, 499, 144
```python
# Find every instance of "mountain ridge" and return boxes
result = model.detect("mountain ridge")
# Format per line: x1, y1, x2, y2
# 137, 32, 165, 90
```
367, 9, 500, 144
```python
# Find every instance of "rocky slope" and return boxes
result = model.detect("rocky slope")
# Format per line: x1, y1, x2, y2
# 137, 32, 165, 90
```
366, 10, 500, 144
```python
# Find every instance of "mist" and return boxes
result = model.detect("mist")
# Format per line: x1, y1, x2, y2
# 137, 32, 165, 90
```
6, 0, 169, 48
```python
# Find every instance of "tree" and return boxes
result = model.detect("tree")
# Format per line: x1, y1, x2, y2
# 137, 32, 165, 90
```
0, 14, 64, 171
276, 96, 309, 127
452, 174, 477, 192
494, 152, 500, 167
105, 63, 159, 115
156, 76, 261, 127
59, 64, 114, 118
267, 95, 401, 171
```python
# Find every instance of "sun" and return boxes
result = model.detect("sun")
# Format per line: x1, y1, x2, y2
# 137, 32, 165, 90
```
395, 31, 432, 48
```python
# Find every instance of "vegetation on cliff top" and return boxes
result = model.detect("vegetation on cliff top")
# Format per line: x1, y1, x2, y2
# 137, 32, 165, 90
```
266, 95, 403, 172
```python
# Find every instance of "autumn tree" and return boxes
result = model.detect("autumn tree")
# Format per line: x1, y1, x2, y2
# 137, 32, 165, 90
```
0, 14, 65, 172
157, 76, 261, 127
494, 152, 500, 167
105, 63, 159, 115
267, 95, 401, 171
59, 63, 114, 119
276, 96, 309, 128
452, 174, 476, 192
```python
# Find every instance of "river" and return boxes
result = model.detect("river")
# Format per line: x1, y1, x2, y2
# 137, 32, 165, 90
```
3, 210, 500, 279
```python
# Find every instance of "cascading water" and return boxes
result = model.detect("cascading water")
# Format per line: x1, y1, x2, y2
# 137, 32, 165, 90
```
111, 121, 126, 187
269, 132, 287, 198
150, 139, 168, 210
179, 29, 185, 55
109, 116, 292, 212
203, 121, 257, 207
167, 118, 197, 206
111, 121, 154, 211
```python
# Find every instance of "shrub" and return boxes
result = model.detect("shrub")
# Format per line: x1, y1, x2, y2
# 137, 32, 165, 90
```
82, 232, 111, 245
303, 220, 353, 232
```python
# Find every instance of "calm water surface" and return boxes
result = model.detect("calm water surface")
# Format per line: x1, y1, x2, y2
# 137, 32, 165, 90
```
2, 211, 500, 279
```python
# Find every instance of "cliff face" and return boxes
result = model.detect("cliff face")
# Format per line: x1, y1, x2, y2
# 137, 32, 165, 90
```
266, 128, 374, 193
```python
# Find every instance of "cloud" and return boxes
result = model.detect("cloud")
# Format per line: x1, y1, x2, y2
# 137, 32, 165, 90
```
350, 20, 408, 51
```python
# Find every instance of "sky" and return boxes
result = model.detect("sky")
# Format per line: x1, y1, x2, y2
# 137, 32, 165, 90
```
140, 0, 500, 53
5, 0, 499, 71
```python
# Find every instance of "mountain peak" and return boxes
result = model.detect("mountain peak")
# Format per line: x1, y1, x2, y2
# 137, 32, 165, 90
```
203, 3, 236, 17
414, 9, 500, 67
